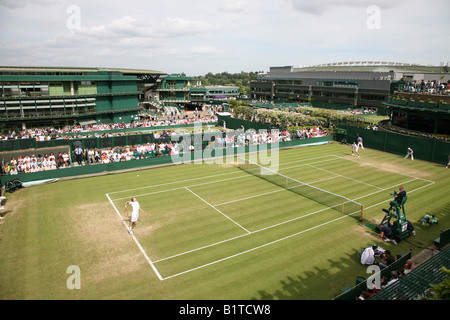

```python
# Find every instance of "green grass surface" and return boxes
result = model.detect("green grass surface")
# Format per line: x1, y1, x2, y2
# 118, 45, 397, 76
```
0, 142, 448, 300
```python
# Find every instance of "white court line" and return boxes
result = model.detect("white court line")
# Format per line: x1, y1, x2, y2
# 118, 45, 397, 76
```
111, 174, 250, 201
107, 155, 344, 199
184, 187, 251, 234
109, 158, 345, 202
153, 176, 428, 265
107, 170, 241, 195
160, 186, 435, 280
107, 153, 436, 280
333, 155, 435, 184
306, 163, 384, 190
105, 193, 164, 281
214, 175, 339, 207
278, 155, 337, 166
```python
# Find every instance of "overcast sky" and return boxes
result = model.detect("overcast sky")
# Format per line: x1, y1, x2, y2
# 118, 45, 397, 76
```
1, 0, 449, 76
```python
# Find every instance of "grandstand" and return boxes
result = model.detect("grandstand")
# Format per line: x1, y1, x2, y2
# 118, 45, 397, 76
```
0, 66, 167, 131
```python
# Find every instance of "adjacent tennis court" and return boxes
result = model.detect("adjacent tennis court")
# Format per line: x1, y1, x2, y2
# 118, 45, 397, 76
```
106, 151, 434, 281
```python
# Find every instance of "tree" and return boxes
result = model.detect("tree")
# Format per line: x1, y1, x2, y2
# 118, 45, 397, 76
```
194, 71, 262, 96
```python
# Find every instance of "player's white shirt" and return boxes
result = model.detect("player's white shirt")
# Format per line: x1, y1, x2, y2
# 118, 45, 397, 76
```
130, 201, 140, 214
129, 201, 140, 222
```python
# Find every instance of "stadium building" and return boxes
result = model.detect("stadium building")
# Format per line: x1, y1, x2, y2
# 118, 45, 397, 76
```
250, 62, 450, 110
0, 66, 166, 131
155, 73, 239, 108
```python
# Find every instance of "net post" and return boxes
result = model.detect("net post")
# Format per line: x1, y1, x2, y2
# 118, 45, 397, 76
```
360, 205, 364, 221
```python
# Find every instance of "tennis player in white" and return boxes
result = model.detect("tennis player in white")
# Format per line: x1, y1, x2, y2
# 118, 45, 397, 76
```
125, 197, 144, 235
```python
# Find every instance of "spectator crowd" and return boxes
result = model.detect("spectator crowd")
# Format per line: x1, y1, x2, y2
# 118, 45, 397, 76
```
1, 126, 331, 176
402, 79, 450, 95
0, 114, 218, 142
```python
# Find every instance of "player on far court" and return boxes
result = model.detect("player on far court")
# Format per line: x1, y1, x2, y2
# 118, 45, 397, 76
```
404, 147, 414, 161
125, 197, 144, 235
352, 142, 360, 158
357, 134, 364, 149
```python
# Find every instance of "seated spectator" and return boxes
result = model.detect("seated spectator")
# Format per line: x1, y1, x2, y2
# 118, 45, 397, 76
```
3, 163, 11, 175
403, 263, 412, 275
56, 152, 64, 168
10, 164, 18, 175
62, 152, 71, 167
379, 250, 395, 269
384, 271, 399, 287
405, 259, 416, 271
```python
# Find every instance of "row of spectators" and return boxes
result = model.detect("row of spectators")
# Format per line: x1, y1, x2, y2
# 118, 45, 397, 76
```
355, 245, 418, 300
1, 127, 331, 175
0, 114, 218, 141
3, 152, 72, 174
357, 257, 417, 300
401, 79, 450, 95
295, 127, 330, 139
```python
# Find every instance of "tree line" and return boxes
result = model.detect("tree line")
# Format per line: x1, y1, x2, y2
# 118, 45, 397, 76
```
194, 71, 262, 96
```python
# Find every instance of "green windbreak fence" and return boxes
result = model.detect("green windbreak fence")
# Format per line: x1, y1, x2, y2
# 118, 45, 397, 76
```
339, 125, 450, 165
0, 135, 333, 185
217, 114, 273, 131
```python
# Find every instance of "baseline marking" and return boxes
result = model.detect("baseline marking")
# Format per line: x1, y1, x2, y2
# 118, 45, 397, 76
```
105, 193, 164, 281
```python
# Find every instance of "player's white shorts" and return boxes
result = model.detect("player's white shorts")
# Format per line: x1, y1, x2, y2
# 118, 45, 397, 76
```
131, 211, 139, 222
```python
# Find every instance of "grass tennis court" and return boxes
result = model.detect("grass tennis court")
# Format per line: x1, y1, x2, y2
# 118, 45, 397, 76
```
0, 142, 448, 300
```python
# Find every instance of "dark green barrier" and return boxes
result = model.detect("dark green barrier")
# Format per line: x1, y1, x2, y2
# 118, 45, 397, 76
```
342, 126, 450, 165
0, 135, 332, 185
0, 123, 218, 152
0, 138, 71, 152
217, 115, 273, 131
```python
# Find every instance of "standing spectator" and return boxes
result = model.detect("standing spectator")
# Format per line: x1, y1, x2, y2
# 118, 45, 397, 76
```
74, 145, 84, 166
404, 147, 414, 161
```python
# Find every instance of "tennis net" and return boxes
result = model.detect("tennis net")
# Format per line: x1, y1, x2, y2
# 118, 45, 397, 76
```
238, 157, 364, 218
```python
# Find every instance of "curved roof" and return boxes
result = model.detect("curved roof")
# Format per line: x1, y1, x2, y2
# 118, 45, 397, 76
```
294, 61, 449, 74
0, 65, 167, 75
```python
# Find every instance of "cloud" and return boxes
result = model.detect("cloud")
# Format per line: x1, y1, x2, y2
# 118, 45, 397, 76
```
289, 0, 400, 15
218, 0, 249, 13
69, 15, 213, 40
189, 45, 222, 55
0, 0, 60, 9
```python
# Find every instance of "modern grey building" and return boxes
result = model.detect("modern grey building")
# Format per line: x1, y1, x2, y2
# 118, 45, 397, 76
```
250, 62, 450, 109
